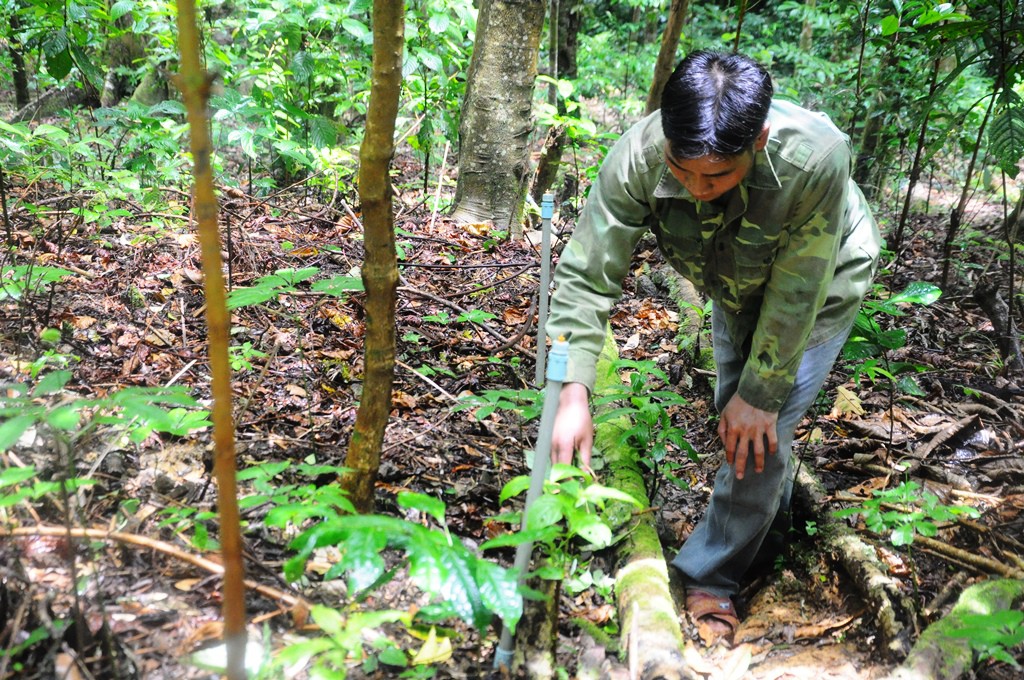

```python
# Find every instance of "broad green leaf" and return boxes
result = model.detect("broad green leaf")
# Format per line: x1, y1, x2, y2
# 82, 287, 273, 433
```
43, 28, 69, 57
580, 484, 641, 507
880, 14, 900, 36
45, 47, 73, 80
571, 514, 613, 548
289, 50, 315, 81
891, 524, 915, 546
45, 405, 80, 431
474, 559, 522, 628
398, 492, 447, 525
309, 116, 338, 149
110, 0, 134, 21
342, 18, 372, 44
0, 465, 37, 488
889, 282, 941, 307
548, 463, 585, 483
526, 494, 563, 530
428, 12, 450, 34
311, 275, 363, 296
499, 475, 530, 503
436, 545, 487, 628
69, 43, 104, 91
33, 370, 72, 396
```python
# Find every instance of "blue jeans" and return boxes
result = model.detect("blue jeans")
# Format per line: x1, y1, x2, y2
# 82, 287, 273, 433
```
670, 304, 851, 597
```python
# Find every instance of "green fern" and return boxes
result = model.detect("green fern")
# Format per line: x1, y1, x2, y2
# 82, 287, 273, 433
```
988, 103, 1024, 178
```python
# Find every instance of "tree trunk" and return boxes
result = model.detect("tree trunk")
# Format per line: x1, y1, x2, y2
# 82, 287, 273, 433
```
644, 0, 689, 116
941, 92, 996, 290
891, 56, 941, 254
798, 0, 815, 52
973, 277, 1024, 375
530, 0, 582, 206
513, 577, 560, 677
592, 333, 691, 680
343, 0, 404, 513
450, 0, 545, 237
174, 1, 247, 678
9, 12, 30, 110
554, 0, 581, 80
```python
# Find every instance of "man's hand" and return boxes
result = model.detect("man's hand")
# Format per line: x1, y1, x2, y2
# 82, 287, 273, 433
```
550, 382, 594, 467
718, 393, 778, 480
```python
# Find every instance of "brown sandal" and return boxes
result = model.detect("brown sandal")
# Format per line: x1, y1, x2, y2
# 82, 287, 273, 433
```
685, 589, 739, 646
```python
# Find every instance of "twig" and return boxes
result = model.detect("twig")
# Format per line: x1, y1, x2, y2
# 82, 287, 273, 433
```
398, 275, 517, 350
0, 525, 310, 613
427, 141, 451, 232
922, 570, 969, 619
396, 359, 458, 403
913, 534, 1024, 579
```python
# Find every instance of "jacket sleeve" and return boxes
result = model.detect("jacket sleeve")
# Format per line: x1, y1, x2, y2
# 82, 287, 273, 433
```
547, 132, 653, 391
737, 143, 850, 412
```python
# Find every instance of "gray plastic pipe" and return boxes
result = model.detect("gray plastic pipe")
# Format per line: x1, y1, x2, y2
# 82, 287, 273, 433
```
534, 193, 555, 387
493, 336, 568, 671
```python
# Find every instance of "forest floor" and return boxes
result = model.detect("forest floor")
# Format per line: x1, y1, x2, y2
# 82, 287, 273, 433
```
2, 151, 1024, 680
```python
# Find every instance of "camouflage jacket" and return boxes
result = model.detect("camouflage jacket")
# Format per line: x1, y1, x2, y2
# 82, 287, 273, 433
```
548, 100, 882, 412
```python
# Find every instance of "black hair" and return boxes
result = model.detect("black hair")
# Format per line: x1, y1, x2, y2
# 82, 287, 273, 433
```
660, 50, 773, 160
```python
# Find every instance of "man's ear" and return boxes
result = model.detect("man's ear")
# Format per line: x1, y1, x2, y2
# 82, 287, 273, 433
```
754, 123, 770, 152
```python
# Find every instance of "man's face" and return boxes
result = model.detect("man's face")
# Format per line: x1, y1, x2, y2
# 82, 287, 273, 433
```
664, 147, 754, 203
663, 126, 769, 203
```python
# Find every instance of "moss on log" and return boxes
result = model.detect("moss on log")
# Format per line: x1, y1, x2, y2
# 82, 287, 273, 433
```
884, 579, 1024, 680
591, 330, 692, 680
794, 465, 916, 659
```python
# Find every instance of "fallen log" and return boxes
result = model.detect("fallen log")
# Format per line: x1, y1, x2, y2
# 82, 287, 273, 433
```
883, 579, 1024, 680
793, 465, 916, 659
591, 331, 693, 680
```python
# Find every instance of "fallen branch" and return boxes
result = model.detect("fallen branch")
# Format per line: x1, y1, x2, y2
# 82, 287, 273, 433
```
883, 578, 1024, 680
794, 466, 916, 659
2, 525, 309, 616
913, 534, 1024, 580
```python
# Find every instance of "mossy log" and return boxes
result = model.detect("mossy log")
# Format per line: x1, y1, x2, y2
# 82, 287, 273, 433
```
514, 577, 561, 678
883, 579, 1024, 680
591, 331, 693, 680
793, 465, 916, 659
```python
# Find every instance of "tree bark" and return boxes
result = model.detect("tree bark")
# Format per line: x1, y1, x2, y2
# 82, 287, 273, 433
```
343, 1, 404, 513
884, 579, 1024, 680
8, 12, 30, 110
592, 333, 692, 680
554, 0, 581, 80
973, 277, 1024, 375
450, 0, 545, 236
513, 577, 560, 677
798, 0, 815, 52
644, 0, 689, 116
794, 465, 916, 659
173, 1, 246, 678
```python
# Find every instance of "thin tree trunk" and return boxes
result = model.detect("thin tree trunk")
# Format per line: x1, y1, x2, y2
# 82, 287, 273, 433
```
343, 1, 404, 513
450, 0, 545, 237
645, 0, 689, 116
732, 0, 749, 53
555, 0, 581, 79
173, 2, 246, 678
892, 57, 941, 254
529, 0, 582, 205
941, 92, 996, 290
9, 12, 30, 109
799, 0, 815, 52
